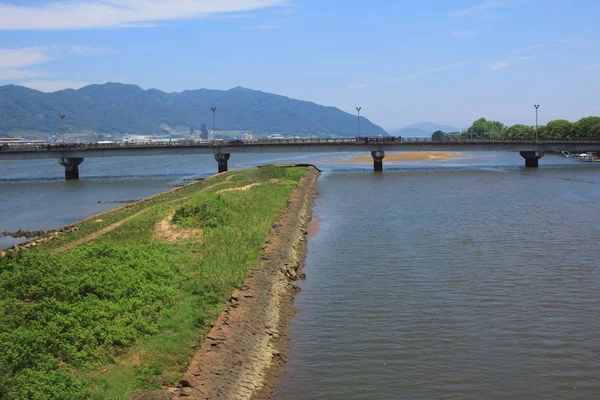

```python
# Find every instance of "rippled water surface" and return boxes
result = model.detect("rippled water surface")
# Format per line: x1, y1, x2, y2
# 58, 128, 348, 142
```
2, 152, 599, 399
276, 159, 600, 399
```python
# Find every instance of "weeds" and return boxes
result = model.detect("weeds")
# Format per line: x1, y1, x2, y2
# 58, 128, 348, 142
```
0, 166, 307, 399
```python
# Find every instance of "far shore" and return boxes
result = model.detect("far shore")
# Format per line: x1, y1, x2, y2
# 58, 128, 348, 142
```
345, 151, 469, 163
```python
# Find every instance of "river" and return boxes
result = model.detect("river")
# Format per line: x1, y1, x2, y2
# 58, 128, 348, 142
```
1, 152, 599, 399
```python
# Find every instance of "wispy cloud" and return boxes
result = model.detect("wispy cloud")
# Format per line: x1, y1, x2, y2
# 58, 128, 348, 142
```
70, 45, 114, 56
507, 43, 554, 54
20, 80, 90, 92
488, 61, 510, 70
452, 30, 476, 38
0, 69, 47, 80
0, 45, 114, 81
0, 0, 288, 30
404, 60, 475, 80
0, 47, 52, 69
348, 83, 371, 90
449, 1, 503, 17
578, 64, 600, 71
254, 24, 277, 29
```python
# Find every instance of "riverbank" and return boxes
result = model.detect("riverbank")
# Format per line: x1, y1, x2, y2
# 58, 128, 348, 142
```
345, 152, 468, 162
0, 165, 318, 400
167, 165, 319, 400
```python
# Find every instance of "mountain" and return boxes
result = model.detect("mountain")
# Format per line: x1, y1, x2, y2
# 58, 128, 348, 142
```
0, 83, 386, 138
388, 122, 461, 137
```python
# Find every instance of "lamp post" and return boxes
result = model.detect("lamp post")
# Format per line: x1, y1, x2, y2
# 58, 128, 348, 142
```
534, 105, 539, 143
210, 107, 216, 140
60, 114, 66, 143
356, 107, 361, 138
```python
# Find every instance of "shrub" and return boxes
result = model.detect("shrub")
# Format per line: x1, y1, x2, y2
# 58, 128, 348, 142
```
172, 194, 231, 229
0, 243, 180, 399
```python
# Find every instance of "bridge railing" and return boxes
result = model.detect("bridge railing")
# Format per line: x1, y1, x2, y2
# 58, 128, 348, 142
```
3, 136, 600, 153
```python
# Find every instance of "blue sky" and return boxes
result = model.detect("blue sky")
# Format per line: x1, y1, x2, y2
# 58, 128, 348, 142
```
0, 0, 599, 130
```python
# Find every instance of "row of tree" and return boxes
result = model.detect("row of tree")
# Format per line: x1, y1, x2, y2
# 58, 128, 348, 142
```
432, 117, 600, 140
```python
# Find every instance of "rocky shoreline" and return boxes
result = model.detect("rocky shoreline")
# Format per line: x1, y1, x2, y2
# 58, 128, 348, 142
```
151, 165, 320, 400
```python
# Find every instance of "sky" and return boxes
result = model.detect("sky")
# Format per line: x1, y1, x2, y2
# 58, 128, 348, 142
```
0, 0, 599, 130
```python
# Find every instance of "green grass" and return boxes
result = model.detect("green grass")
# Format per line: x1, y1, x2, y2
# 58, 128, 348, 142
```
0, 165, 307, 400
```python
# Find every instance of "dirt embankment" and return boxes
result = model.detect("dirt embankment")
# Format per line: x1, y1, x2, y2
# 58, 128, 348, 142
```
163, 166, 320, 400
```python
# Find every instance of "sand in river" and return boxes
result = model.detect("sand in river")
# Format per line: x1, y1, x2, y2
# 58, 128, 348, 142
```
345, 152, 468, 162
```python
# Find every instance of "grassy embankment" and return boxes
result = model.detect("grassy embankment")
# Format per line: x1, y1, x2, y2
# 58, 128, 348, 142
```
0, 165, 307, 400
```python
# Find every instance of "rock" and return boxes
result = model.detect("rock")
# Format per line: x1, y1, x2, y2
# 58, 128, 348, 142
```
179, 378, 191, 387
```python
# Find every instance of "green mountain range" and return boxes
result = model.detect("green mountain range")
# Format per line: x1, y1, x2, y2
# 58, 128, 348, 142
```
0, 83, 386, 138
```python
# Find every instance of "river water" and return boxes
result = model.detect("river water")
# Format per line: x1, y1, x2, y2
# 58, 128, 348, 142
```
276, 154, 600, 399
1, 152, 599, 399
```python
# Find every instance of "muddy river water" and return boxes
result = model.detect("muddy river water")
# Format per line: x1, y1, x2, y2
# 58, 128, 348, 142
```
1, 151, 599, 399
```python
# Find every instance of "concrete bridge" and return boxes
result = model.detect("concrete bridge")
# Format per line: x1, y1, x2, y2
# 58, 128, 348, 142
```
2, 137, 600, 179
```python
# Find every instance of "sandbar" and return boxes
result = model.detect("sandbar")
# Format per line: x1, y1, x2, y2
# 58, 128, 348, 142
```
345, 152, 469, 162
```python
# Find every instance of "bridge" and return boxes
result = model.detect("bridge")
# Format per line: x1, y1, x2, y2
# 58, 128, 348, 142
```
2, 137, 600, 179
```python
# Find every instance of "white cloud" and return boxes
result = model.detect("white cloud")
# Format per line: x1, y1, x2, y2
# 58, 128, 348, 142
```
449, 1, 503, 17
403, 60, 475, 80
70, 45, 114, 56
0, 69, 46, 80
0, 0, 289, 30
507, 43, 553, 54
254, 24, 276, 29
578, 64, 600, 71
488, 61, 510, 70
452, 30, 476, 38
20, 81, 90, 92
0, 47, 52, 69
348, 83, 371, 90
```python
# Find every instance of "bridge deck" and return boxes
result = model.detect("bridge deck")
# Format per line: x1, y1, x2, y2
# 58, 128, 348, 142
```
2, 138, 600, 161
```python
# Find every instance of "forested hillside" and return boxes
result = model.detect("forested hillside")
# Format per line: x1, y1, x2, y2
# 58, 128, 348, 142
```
0, 83, 386, 137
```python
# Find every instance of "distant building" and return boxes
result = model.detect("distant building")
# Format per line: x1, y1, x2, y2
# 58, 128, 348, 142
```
200, 123, 209, 140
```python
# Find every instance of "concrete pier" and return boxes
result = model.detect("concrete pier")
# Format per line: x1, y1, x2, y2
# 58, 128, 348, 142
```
371, 151, 385, 171
214, 153, 230, 173
519, 151, 544, 168
58, 157, 84, 180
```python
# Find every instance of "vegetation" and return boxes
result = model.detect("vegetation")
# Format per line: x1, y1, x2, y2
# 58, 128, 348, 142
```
0, 165, 307, 399
0, 83, 386, 137
172, 194, 231, 229
431, 116, 600, 140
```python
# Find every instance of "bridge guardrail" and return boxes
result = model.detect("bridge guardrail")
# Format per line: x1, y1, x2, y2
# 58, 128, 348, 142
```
3, 137, 600, 153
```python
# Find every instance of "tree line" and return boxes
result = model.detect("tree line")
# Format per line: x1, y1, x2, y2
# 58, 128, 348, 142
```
431, 117, 600, 140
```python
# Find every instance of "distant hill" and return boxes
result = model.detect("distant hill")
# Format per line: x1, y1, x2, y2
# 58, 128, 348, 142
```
389, 122, 461, 137
0, 83, 387, 138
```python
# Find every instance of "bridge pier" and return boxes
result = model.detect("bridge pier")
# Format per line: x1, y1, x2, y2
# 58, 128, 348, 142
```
519, 151, 544, 168
371, 151, 385, 171
214, 153, 230, 173
58, 157, 84, 180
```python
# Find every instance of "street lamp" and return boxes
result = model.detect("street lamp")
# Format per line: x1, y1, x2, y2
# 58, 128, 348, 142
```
60, 114, 66, 143
356, 107, 361, 138
534, 105, 540, 143
210, 107, 216, 140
